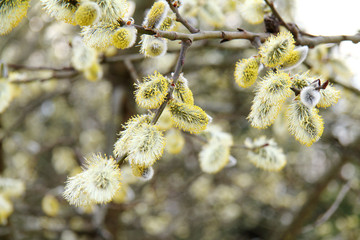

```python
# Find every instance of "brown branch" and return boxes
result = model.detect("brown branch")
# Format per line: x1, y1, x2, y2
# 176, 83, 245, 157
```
134, 24, 360, 47
263, 0, 292, 32
7, 63, 74, 72
165, 0, 199, 33
277, 156, 350, 240
302, 179, 352, 234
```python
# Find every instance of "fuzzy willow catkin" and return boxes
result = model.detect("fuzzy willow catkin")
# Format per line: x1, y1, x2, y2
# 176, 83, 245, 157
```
142, 0, 169, 29
255, 71, 292, 105
113, 114, 152, 158
199, 142, 231, 174
126, 124, 165, 167
245, 136, 287, 171
248, 95, 282, 129
63, 154, 121, 206
317, 84, 340, 108
168, 100, 210, 134
75, 1, 101, 26
259, 31, 295, 68
173, 73, 194, 105
41, 0, 79, 25
112, 26, 137, 49
234, 57, 260, 88
135, 71, 169, 109
287, 100, 324, 146
280, 46, 309, 71
81, 22, 119, 50
0, 0, 30, 35
140, 35, 168, 58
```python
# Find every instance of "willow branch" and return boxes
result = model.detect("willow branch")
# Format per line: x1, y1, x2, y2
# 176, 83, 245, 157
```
263, 0, 292, 32
135, 24, 360, 47
151, 39, 192, 125
7, 64, 74, 72
278, 156, 350, 240
302, 180, 352, 234
165, 0, 199, 33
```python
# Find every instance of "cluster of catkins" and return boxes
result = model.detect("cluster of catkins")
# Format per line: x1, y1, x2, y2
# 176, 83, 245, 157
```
234, 31, 340, 146
1, 0, 175, 59
114, 71, 212, 176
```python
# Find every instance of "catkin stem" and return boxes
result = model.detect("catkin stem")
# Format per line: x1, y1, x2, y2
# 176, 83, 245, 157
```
151, 39, 192, 125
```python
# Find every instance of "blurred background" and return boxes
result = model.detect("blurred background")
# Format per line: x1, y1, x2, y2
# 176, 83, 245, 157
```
0, 0, 360, 239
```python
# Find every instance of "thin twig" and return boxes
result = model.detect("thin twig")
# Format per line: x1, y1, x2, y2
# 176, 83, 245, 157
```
123, 59, 140, 84
7, 63, 74, 72
165, 0, 199, 33
151, 39, 192, 125
263, 0, 292, 32
302, 180, 352, 234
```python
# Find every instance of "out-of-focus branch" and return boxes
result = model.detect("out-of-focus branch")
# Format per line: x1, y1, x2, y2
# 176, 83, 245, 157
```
302, 179, 352, 234
165, 0, 199, 33
263, 0, 292, 32
10, 71, 79, 84
303, 61, 360, 96
7, 63, 74, 72
277, 155, 350, 240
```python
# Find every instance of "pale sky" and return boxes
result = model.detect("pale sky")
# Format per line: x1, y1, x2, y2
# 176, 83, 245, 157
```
295, 0, 360, 88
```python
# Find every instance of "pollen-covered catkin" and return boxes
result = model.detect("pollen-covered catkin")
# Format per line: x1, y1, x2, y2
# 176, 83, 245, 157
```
143, 0, 169, 29
81, 23, 119, 50
113, 114, 153, 158
259, 31, 295, 68
75, 1, 101, 26
63, 154, 122, 206
280, 46, 309, 71
140, 35, 168, 58
172, 73, 194, 105
112, 26, 137, 49
317, 84, 340, 108
287, 100, 324, 146
135, 71, 169, 109
234, 57, 260, 88
41, 0, 79, 25
126, 124, 165, 167
255, 71, 292, 105
168, 100, 210, 134
248, 95, 282, 129
0, 0, 30, 35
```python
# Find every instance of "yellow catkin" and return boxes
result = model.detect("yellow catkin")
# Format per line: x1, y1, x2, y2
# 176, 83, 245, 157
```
142, 0, 168, 29
84, 61, 103, 82
41, 0, 79, 25
140, 35, 168, 58
75, 1, 101, 26
234, 57, 260, 88
259, 31, 295, 68
0, 0, 30, 35
135, 71, 169, 109
287, 100, 324, 146
126, 124, 165, 167
173, 73, 194, 105
255, 71, 292, 105
168, 100, 209, 134
112, 26, 137, 49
